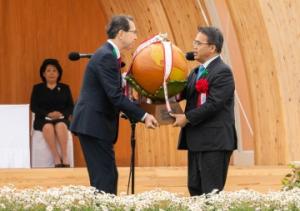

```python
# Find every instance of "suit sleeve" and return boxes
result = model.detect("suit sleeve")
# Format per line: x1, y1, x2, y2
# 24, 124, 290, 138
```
61, 85, 74, 118
95, 53, 145, 121
186, 68, 234, 126
30, 85, 48, 117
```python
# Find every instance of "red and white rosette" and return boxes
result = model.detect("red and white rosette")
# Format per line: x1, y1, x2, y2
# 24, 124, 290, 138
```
195, 78, 209, 107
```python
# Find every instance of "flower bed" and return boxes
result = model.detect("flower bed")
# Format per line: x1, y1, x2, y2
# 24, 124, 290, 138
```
0, 185, 300, 210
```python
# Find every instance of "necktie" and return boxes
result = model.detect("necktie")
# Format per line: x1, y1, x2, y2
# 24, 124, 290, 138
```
196, 65, 205, 80
117, 57, 122, 69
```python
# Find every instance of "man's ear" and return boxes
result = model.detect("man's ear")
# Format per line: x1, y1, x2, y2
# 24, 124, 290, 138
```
210, 45, 216, 53
116, 30, 124, 40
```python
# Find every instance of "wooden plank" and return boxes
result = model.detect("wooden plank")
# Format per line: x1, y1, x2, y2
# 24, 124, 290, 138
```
0, 166, 290, 195
257, 0, 300, 162
226, 0, 287, 164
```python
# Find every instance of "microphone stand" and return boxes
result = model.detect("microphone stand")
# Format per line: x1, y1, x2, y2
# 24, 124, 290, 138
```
127, 118, 136, 194
121, 113, 136, 194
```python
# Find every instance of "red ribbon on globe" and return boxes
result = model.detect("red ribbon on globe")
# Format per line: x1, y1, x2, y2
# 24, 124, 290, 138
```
195, 78, 209, 107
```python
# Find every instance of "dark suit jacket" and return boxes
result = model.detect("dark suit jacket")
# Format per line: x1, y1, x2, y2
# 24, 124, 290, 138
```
30, 82, 74, 131
70, 42, 145, 143
178, 56, 237, 151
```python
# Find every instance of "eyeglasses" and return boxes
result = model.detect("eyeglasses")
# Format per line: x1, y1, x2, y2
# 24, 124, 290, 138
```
193, 40, 210, 46
128, 30, 137, 34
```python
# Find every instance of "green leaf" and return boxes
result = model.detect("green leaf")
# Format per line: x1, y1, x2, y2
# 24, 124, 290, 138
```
125, 76, 187, 101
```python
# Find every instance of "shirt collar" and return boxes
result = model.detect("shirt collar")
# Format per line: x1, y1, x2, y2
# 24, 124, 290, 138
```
107, 39, 121, 59
202, 54, 220, 68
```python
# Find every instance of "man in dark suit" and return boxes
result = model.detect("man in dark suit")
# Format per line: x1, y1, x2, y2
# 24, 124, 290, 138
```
70, 15, 158, 195
171, 26, 237, 196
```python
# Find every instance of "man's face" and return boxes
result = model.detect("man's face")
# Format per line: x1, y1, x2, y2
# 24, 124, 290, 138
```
121, 20, 138, 50
193, 32, 214, 63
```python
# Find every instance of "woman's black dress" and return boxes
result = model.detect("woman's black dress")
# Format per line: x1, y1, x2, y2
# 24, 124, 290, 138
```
30, 82, 74, 131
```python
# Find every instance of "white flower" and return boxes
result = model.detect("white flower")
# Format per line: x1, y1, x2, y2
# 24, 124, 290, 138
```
46, 205, 53, 211
78, 200, 85, 205
0, 185, 300, 210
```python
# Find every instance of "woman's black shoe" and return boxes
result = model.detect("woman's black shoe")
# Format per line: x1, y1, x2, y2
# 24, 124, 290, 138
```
54, 164, 64, 168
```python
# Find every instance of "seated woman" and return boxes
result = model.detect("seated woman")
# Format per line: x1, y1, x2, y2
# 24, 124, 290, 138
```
30, 58, 74, 167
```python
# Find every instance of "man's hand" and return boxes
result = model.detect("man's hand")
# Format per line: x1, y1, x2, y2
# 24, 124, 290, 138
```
169, 113, 189, 127
144, 114, 159, 129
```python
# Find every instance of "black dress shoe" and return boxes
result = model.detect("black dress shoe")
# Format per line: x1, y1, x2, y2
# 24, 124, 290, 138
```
54, 164, 64, 168
62, 164, 70, 168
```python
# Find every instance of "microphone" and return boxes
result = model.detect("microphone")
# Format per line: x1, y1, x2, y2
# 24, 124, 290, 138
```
68, 52, 93, 61
185, 51, 195, 61
68, 52, 126, 68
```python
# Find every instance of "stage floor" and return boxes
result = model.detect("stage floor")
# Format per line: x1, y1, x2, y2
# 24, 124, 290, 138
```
0, 166, 290, 195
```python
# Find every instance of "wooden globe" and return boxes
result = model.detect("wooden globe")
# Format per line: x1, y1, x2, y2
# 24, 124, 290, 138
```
129, 42, 188, 100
